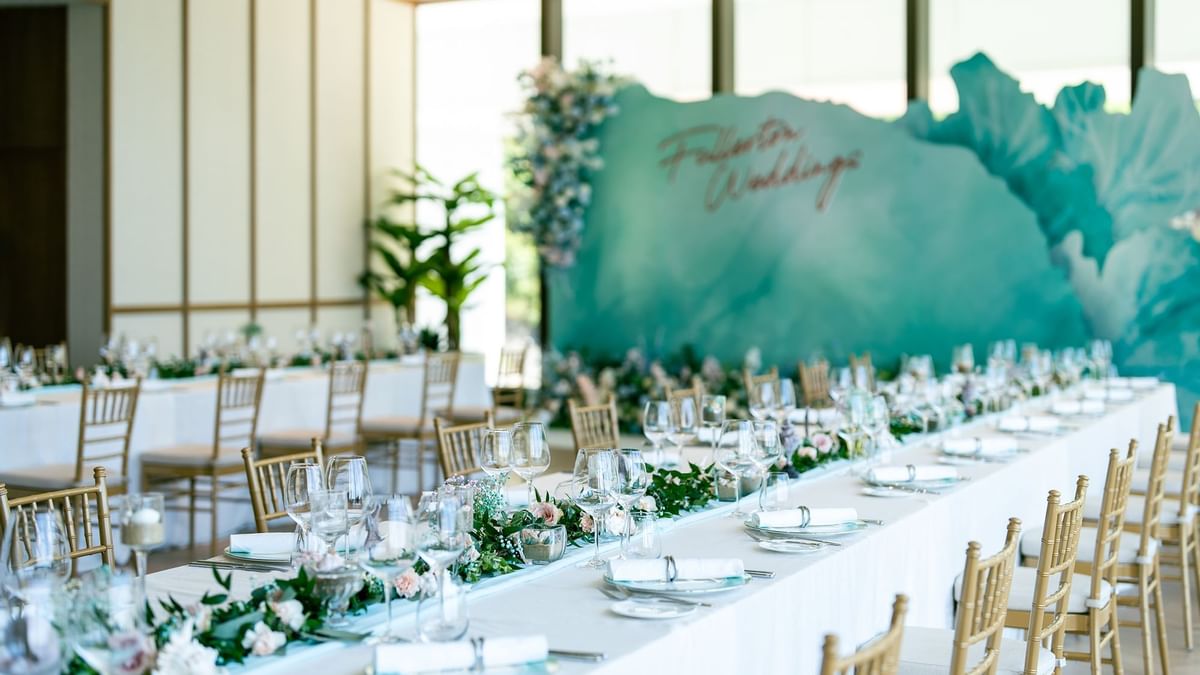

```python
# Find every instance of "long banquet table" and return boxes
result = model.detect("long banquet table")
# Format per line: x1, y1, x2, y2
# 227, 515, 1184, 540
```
144, 384, 1176, 674
0, 355, 488, 542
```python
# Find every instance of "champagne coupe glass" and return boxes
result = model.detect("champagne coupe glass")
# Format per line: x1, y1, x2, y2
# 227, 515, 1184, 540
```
511, 422, 551, 507
713, 420, 759, 518
776, 378, 798, 423
360, 494, 415, 642
700, 394, 726, 454
749, 381, 776, 420
116, 494, 165, 605
568, 448, 618, 568
309, 489, 349, 554
479, 428, 514, 492
641, 401, 671, 462
415, 491, 472, 641
666, 397, 698, 455
326, 455, 372, 544
613, 449, 651, 557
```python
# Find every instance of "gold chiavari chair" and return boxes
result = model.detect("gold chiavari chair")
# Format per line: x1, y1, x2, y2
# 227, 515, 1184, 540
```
798, 359, 832, 408
241, 440, 325, 533
260, 360, 367, 458
1132, 403, 1199, 496
434, 413, 494, 480
569, 396, 620, 451
849, 352, 876, 390
448, 346, 526, 426
821, 594, 909, 675
1022, 445, 1139, 673
0, 378, 141, 499
1002, 477, 1089, 675
742, 366, 780, 407
664, 376, 706, 409
0, 466, 115, 568
140, 368, 266, 553
361, 351, 461, 492
575, 373, 601, 406
899, 519, 1051, 674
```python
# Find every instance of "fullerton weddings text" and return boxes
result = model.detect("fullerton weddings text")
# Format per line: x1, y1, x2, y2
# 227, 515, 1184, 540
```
656, 118, 862, 213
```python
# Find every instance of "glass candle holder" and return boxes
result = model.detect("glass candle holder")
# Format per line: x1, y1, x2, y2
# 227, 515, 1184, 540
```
519, 524, 566, 565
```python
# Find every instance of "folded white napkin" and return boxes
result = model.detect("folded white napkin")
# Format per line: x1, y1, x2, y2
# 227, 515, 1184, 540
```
788, 408, 840, 425
749, 507, 858, 529
1127, 377, 1158, 390
0, 391, 36, 407
375, 635, 548, 674
867, 465, 959, 482
941, 437, 1016, 457
1083, 387, 1133, 402
1051, 399, 1105, 416
998, 415, 1059, 433
606, 557, 744, 582
228, 532, 293, 556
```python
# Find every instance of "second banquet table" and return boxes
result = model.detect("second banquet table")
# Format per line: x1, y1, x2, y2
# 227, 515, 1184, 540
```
143, 384, 1176, 673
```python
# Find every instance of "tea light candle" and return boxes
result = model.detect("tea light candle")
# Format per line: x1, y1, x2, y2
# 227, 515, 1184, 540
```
122, 507, 164, 547
132, 507, 160, 525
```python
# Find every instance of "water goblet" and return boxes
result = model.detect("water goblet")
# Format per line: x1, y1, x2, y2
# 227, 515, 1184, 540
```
613, 449, 651, 557
285, 459, 324, 531
309, 489, 349, 554
567, 448, 618, 568
700, 394, 726, 454
326, 455, 372, 536
749, 381, 776, 420
641, 401, 671, 461
713, 420, 759, 518
415, 492, 473, 641
480, 428, 514, 492
360, 494, 415, 642
511, 422, 551, 507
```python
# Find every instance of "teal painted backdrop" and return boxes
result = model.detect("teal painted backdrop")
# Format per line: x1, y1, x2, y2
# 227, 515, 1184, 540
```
551, 56, 1200, 417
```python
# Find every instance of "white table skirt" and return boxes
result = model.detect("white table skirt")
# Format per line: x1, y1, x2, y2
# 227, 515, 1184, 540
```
0, 356, 488, 543
143, 384, 1177, 674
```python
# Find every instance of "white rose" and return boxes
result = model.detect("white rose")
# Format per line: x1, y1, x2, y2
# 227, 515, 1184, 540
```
269, 599, 306, 632
152, 621, 223, 675
241, 621, 286, 657
635, 496, 657, 512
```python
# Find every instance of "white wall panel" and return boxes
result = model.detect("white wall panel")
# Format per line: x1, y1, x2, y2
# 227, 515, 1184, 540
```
188, 0, 251, 304
368, 0, 414, 212
111, 0, 184, 306
255, 0, 311, 302
315, 0, 366, 300
112, 313, 184, 359
188, 310, 251, 353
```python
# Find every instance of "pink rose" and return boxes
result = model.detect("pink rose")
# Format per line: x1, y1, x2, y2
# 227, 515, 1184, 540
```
530, 501, 563, 526
394, 569, 420, 599
795, 446, 817, 460
812, 434, 834, 455
580, 513, 594, 533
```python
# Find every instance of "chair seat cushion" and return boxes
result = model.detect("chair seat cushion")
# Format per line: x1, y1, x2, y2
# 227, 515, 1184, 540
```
1021, 525, 1157, 565
360, 416, 431, 436
140, 444, 244, 468
0, 463, 126, 491
259, 429, 356, 450
898, 626, 1055, 675
1083, 492, 1198, 527
956, 567, 1111, 614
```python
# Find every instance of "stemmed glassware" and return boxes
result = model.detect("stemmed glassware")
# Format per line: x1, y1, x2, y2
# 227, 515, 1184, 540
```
749, 381, 776, 420
116, 493, 165, 605
700, 394, 726, 453
775, 379, 797, 423
511, 422, 551, 507
1, 505, 69, 675
479, 428, 514, 492
666, 397, 698, 454
415, 491, 472, 642
641, 401, 671, 463
613, 449, 651, 557
309, 490, 350, 553
565, 448, 619, 568
713, 420, 760, 518
360, 494, 415, 642
326, 456, 372, 545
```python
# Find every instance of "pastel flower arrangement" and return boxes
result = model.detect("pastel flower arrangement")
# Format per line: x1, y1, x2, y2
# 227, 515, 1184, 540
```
508, 58, 623, 268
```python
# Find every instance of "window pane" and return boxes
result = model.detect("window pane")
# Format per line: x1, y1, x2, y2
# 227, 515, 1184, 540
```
1158, 0, 1200, 105
563, 0, 710, 101
930, 0, 1130, 114
415, 0, 540, 367
736, 0, 907, 119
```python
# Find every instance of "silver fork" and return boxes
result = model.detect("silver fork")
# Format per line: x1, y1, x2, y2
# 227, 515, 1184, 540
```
598, 586, 712, 607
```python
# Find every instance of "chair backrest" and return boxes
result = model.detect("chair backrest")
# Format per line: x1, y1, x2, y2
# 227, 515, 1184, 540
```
798, 359, 832, 407
241, 440, 325, 532
75, 378, 141, 483
951, 518, 1022, 675
1023, 476, 1089, 674
212, 368, 266, 460
434, 413, 494, 480
743, 366, 780, 406
0, 467, 114, 568
849, 352, 875, 390
324, 360, 367, 442
496, 345, 526, 390
1087, 442, 1138, 610
1137, 419, 1175, 557
665, 376, 706, 410
418, 352, 461, 425
820, 594, 909, 675
1175, 403, 1200, 517
569, 396, 620, 451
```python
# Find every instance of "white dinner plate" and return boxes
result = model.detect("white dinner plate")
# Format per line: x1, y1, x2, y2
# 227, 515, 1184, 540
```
744, 520, 870, 537
758, 540, 824, 554
605, 574, 750, 595
863, 475, 963, 491
610, 599, 696, 620
224, 547, 291, 563
860, 486, 917, 498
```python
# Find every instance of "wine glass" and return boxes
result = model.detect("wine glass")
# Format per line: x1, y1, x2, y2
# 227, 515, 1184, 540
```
752, 420, 782, 473
666, 397, 698, 452
286, 459, 324, 530
776, 378, 797, 423
326, 455, 372, 536
568, 448, 618, 568
360, 495, 415, 642
309, 489, 349, 553
713, 420, 759, 518
2, 505, 71, 594
613, 449, 651, 557
115, 494, 165, 605
511, 422, 551, 507
700, 394, 726, 453
479, 428, 513, 490
749, 381, 776, 420
415, 492, 472, 642
641, 401, 670, 460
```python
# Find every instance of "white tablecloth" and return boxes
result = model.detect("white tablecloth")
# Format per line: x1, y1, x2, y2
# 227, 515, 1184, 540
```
143, 384, 1176, 674
0, 356, 488, 542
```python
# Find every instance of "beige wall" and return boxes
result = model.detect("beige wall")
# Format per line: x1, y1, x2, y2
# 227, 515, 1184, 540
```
108, 0, 415, 356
